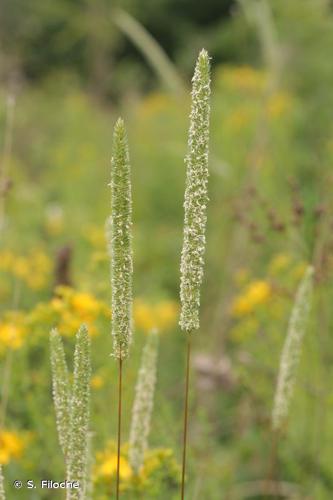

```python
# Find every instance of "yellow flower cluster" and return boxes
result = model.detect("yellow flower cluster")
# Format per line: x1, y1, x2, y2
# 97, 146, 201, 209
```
27, 286, 110, 338
232, 280, 272, 317
94, 441, 180, 495
0, 311, 26, 353
0, 249, 51, 290
230, 254, 310, 342
0, 429, 29, 465
134, 299, 178, 332
95, 447, 132, 481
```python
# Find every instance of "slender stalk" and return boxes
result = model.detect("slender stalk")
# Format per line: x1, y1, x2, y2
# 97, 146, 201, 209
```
181, 338, 191, 500
116, 358, 123, 499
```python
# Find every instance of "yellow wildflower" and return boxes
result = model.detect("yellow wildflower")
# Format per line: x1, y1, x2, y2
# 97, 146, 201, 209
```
71, 292, 101, 318
143, 449, 173, 476
91, 374, 104, 390
95, 453, 132, 479
57, 311, 83, 337
0, 312, 26, 352
1, 249, 51, 290
232, 280, 271, 317
134, 299, 178, 332
134, 301, 156, 332
50, 297, 65, 313
153, 301, 178, 330
0, 430, 26, 464
247, 280, 271, 304
55, 285, 74, 300
232, 296, 254, 316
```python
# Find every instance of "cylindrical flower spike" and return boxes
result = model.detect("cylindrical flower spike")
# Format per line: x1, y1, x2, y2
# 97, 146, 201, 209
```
0, 464, 5, 500
179, 49, 211, 333
50, 328, 71, 458
110, 118, 133, 359
272, 266, 314, 432
129, 329, 159, 474
66, 324, 91, 500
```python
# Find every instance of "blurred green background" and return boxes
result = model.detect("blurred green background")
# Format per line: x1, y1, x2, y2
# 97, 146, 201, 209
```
1, 0, 333, 498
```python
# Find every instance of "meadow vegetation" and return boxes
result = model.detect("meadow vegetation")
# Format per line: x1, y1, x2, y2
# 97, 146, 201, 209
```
1, 1, 333, 498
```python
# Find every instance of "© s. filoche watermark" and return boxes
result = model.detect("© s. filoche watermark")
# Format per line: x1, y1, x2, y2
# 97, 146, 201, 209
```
13, 479, 80, 489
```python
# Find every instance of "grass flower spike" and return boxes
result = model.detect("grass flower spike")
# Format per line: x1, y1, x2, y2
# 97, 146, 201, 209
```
272, 266, 314, 432
180, 49, 211, 333
110, 117, 133, 498
50, 328, 70, 458
0, 465, 5, 500
66, 325, 91, 499
179, 49, 211, 500
110, 118, 133, 360
129, 329, 159, 474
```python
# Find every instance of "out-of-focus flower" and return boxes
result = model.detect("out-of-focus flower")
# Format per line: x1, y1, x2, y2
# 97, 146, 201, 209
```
134, 299, 178, 332
0, 312, 26, 353
0, 249, 52, 290
91, 374, 105, 390
27, 286, 109, 338
71, 292, 101, 319
95, 443, 132, 480
0, 430, 28, 464
93, 441, 180, 494
232, 280, 271, 317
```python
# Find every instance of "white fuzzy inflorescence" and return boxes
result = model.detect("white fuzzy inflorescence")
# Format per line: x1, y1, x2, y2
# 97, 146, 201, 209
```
110, 118, 133, 359
50, 328, 71, 458
129, 329, 159, 474
66, 325, 91, 500
179, 49, 211, 333
272, 266, 314, 432
0, 465, 5, 500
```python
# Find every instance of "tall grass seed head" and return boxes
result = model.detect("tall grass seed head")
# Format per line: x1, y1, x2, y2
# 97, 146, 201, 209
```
110, 118, 133, 359
272, 266, 314, 431
129, 329, 159, 474
66, 324, 91, 498
180, 49, 211, 333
